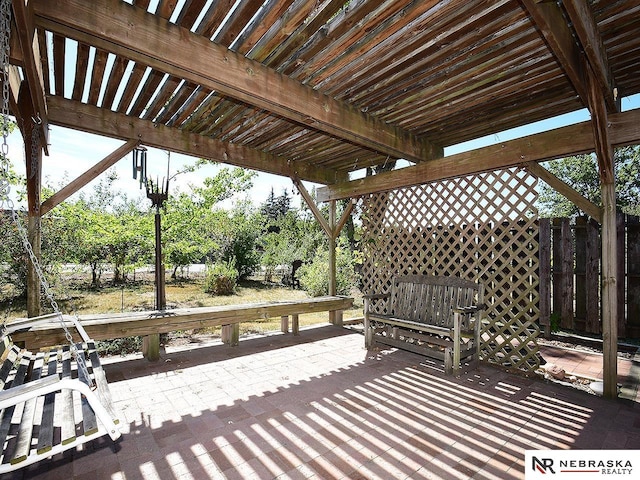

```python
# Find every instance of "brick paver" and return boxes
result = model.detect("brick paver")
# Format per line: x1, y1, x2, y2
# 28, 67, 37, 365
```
5, 325, 639, 480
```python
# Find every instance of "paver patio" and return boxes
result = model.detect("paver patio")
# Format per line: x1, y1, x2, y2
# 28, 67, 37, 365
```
4, 324, 639, 480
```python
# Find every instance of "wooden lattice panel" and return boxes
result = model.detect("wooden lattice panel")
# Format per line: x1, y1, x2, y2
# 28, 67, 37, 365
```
360, 168, 541, 373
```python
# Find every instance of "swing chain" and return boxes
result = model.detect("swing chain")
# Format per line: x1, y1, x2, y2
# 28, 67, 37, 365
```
1, 0, 11, 204
0, 0, 93, 388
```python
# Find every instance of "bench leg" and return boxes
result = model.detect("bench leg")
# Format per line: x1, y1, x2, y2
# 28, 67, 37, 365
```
281, 315, 289, 333
230, 323, 239, 346
221, 324, 230, 344
221, 324, 239, 346
391, 326, 399, 340
363, 302, 372, 349
142, 334, 160, 362
292, 314, 299, 336
444, 347, 453, 375
330, 310, 343, 326
453, 313, 462, 376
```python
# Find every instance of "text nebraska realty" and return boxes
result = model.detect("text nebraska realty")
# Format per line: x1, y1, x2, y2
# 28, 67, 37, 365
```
559, 459, 632, 475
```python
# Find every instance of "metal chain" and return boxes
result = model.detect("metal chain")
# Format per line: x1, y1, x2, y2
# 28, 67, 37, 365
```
1, 0, 11, 210
0, 0, 93, 387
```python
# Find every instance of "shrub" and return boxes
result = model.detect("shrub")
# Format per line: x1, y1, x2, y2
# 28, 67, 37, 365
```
96, 336, 143, 355
204, 261, 239, 295
298, 242, 355, 297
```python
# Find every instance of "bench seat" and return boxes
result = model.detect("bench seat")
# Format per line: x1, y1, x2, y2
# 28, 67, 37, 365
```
364, 275, 484, 375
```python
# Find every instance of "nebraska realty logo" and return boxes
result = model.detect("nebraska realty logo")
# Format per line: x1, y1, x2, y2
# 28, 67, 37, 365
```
525, 451, 637, 479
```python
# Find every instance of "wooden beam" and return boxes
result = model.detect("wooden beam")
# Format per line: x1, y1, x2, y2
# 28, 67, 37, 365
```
334, 200, 355, 239
587, 66, 617, 399
6, 65, 21, 119
525, 162, 602, 223
520, 0, 589, 107
316, 107, 640, 202
33, 0, 442, 163
561, 0, 620, 113
40, 140, 139, 215
12, 0, 49, 153
46, 96, 339, 185
293, 177, 332, 238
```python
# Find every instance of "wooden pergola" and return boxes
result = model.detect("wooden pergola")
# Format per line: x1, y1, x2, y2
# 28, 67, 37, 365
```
6, 0, 640, 398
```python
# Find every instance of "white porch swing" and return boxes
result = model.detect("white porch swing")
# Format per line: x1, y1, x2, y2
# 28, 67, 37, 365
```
0, 0, 121, 472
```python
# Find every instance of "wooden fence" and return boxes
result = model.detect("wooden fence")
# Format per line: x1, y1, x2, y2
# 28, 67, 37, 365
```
539, 214, 640, 338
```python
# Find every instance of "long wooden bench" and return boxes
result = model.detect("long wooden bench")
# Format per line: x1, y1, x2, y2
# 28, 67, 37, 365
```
363, 275, 484, 375
0, 314, 121, 473
11, 296, 354, 358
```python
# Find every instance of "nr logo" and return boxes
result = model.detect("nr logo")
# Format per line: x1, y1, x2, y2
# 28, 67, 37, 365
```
532, 457, 556, 474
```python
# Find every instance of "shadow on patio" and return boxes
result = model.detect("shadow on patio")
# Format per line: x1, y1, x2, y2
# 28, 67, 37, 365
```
5, 325, 640, 480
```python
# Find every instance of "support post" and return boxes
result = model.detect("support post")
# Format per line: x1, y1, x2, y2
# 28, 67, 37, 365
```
26, 216, 41, 317
142, 334, 160, 362
601, 183, 618, 398
20, 86, 42, 318
328, 200, 338, 325
587, 66, 618, 399
281, 315, 289, 333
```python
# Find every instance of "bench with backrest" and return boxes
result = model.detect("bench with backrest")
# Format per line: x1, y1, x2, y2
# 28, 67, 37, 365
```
363, 275, 484, 375
0, 314, 121, 473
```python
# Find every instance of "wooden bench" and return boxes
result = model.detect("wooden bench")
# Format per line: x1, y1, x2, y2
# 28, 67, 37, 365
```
363, 275, 484, 375
0, 314, 121, 473
11, 296, 354, 359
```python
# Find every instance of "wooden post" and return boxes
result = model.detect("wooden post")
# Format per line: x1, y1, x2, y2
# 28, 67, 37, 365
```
20, 87, 42, 318
601, 183, 618, 398
221, 324, 230, 344
587, 66, 617, 399
142, 334, 160, 361
292, 314, 299, 336
292, 179, 354, 328
280, 315, 289, 333
26, 216, 41, 317
230, 323, 239, 346
328, 200, 338, 325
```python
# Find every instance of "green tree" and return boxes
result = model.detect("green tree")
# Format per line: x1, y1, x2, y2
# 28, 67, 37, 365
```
163, 166, 256, 278
54, 173, 153, 286
211, 202, 262, 280
538, 145, 640, 217
298, 236, 356, 297
164, 192, 216, 279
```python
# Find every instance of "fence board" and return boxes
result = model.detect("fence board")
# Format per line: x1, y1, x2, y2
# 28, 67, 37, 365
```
617, 212, 626, 336
575, 217, 587, 329
585, 217, 600, 334
539, 218, 551, 331
628, 215, 640, 338
540, 214, 638, 338
560, 218, 575, 329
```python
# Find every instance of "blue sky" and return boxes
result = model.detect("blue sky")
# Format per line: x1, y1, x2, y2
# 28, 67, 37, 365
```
6, 93, 639, 210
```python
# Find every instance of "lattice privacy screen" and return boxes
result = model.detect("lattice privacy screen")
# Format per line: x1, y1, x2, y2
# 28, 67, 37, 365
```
359, 168, 541, 372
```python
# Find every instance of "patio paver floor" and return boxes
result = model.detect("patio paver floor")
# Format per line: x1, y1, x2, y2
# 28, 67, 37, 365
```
4, 324, 639, 480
